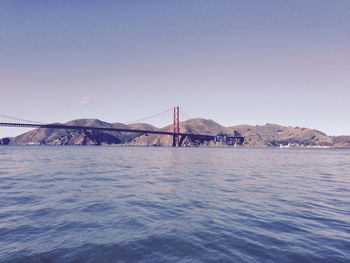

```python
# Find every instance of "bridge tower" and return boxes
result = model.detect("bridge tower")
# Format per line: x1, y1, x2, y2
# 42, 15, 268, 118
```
172, 106, 180, 147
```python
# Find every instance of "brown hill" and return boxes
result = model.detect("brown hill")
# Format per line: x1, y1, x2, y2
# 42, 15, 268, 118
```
0, 118, 348, 148
332, 136, 350, 148
126, 123, 158, 131
228, 123, 332, 147
8, 119, 125, 145
129, 119, 228, 146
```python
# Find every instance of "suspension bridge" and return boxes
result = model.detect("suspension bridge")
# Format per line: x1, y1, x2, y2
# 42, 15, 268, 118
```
0, 107, 244, 147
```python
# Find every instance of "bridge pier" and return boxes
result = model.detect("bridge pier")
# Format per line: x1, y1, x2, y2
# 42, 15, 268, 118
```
179, 135, 186, 146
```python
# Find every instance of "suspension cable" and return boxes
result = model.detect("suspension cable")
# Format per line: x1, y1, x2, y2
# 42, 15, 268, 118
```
180, 109, 206, 131
0, 114, 47, 124
124, 107, 173, 124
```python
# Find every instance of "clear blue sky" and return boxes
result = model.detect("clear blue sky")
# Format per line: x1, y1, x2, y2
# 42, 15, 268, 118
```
1, 0, 349, 137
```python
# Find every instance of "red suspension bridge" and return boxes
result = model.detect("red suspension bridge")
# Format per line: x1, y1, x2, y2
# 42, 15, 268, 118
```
0, 106, 244, 147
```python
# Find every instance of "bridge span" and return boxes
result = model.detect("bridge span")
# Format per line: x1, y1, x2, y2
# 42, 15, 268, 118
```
0, 107, 244, 146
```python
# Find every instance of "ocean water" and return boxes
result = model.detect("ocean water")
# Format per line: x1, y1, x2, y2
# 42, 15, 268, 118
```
0, 146, 349, 263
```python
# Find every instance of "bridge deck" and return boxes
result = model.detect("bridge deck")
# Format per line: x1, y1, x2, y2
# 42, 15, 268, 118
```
0, 122, 243, 140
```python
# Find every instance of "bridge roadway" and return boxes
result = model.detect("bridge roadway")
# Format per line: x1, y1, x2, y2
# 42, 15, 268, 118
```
0, 122, 244, 143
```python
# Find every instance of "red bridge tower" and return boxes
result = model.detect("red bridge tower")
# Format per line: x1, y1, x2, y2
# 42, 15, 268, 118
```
172, 106, 180, 147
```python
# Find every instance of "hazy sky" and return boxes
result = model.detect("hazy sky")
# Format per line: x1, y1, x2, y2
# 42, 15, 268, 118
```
1, 0, 349, 137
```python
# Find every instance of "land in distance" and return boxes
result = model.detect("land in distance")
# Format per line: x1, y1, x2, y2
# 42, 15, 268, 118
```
1, 118, 349, 148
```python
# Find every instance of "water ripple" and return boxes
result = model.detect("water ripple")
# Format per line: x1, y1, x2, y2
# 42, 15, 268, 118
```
0, 147, 349, 262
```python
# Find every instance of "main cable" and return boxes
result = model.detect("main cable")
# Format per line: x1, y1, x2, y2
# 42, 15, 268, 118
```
124, 107, 173, 124
179, 109, 206, 132
0, 114, 47, 124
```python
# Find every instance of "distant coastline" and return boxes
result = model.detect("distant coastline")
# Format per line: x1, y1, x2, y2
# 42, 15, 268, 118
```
1, 118, 349, 148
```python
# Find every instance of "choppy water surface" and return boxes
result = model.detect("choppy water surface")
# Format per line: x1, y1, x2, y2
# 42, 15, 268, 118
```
0, 146, 349, 262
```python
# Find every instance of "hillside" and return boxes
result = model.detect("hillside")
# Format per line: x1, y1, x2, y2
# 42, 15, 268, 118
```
0, 119, 349, 148
229, 123, 332, 147
6, 119, 127, 145
331, 136, 350, 148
